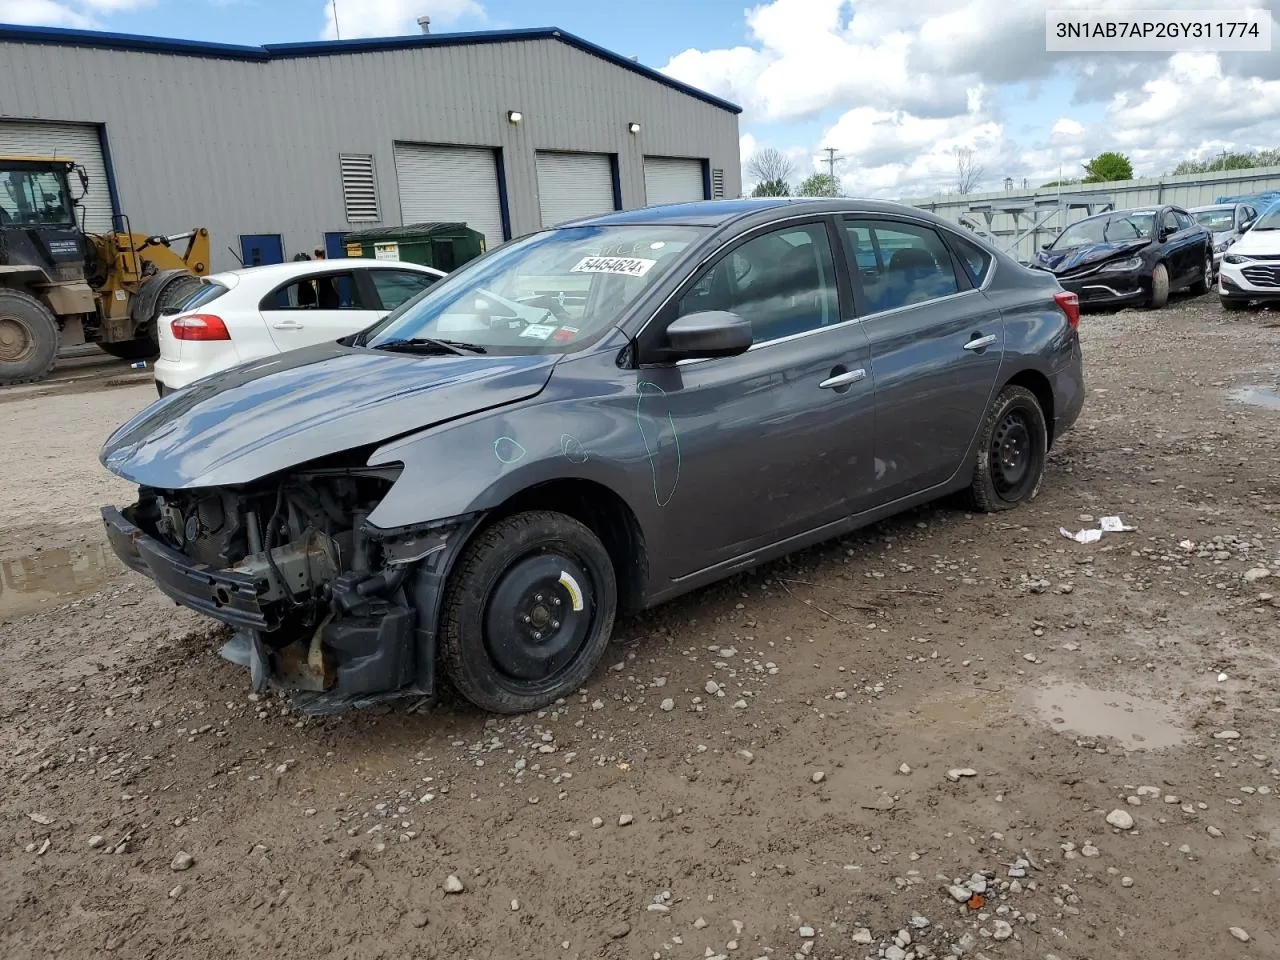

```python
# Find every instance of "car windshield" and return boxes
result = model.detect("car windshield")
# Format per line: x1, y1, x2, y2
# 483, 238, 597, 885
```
1251, 206, 1280, 231
1053, 212, 1154, 248
363, 225, 705, 353
1193, 209, 1235, 231
0, 168, 74, 227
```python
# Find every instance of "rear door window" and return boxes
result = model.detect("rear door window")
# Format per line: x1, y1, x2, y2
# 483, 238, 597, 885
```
263, 271, 361, 310
842, 219, 961, 314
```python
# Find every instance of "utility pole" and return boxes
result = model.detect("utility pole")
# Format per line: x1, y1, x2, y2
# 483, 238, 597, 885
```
820, 147, 844, 195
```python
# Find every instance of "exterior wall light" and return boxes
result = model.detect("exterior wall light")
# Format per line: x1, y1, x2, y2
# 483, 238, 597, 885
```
508, 110, 523, 124
628, 122, 641, 134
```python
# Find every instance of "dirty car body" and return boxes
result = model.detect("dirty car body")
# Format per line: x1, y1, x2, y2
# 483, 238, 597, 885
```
101, 198, 1085, 715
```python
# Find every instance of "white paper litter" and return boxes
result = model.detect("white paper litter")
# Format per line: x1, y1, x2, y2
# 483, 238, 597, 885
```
1100, 516, 1135, 532
1060, 515, 1135, 544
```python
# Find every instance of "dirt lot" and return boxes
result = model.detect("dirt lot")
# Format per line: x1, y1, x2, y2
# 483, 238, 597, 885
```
2, 294, 1279, 960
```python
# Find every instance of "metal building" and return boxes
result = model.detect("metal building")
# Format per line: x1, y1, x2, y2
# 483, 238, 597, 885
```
905, 165, 1280, 263
0, 23, 742, 271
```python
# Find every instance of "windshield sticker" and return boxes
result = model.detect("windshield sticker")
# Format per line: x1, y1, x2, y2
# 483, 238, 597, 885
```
571, 255, 657, 277
519, 323, 557, 340
553, 326, 580, 341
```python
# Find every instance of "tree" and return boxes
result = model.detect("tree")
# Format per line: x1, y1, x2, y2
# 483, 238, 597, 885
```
1172, 147, 1280, 175
798, 172, 840, 197
746, 148, 796, 192
954, 147, 984, 194
751, 177, 791, 197
1040, 178, 1082, 188
1082, 151, 1134, 182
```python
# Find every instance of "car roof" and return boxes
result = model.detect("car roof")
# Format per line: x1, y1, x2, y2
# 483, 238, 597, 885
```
210, 258, 443, 283
1188, 204, 1234, 211
556, 197, 972, 230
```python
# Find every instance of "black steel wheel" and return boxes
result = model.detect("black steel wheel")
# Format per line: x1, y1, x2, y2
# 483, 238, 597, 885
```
440, 511, 617, 714
0, 289, 59, 385
968, 385, 1048, 512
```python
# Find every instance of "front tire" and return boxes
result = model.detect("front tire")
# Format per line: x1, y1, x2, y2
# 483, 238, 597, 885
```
1190, 251, 1213, 295
439, 510, 617, 714
99, 337, 158, 362
0, 289, 59, 385
1220, 297, 1249, 312
1146, 263, 1170, 309
968, 385, 1048, 513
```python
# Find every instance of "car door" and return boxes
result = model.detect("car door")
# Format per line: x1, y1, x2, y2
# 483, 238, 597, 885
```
840, 216, 1004, 504
260, 269, 383, 353
636, 218, 875, 577
1160, 208, 1193, 283
364, 267, 443, 312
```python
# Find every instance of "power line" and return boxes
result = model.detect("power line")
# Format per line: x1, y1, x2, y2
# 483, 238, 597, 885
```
820, 146, 844, 180
331, 0, 341, 39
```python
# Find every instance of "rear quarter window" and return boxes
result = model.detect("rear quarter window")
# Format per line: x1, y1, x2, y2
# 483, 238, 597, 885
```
946, 233, 993, 286
176, 281, 229, 312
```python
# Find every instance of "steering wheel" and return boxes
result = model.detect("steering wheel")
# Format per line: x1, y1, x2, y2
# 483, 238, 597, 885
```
521, 294, 573, 323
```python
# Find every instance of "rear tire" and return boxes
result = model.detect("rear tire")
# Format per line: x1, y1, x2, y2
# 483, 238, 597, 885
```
101, 275, 205, 363
968, 385, 1048, 513
439, 510, 617, 715
0, 289, 59, 385
1146, 263, 1170, 309
1190, 251, 1213, 295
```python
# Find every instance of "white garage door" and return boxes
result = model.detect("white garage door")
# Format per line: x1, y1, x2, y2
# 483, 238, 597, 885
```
535, 151, 615, 228
644, 157, 705, 207
393, 143, 505, 250
0, 119, 114, 233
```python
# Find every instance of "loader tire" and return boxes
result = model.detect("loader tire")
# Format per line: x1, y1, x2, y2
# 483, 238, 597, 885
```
0, 289, 59, 385
99, 337, 159, 362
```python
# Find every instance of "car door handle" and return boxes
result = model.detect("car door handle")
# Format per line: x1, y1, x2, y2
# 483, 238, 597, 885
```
819, 368, 866, 389
272, 319, 304, 330
963, 334, 997, 351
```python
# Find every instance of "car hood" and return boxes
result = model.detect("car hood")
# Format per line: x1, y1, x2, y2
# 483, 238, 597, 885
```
101, 342, 559, 489
1033, 238, 1149, 273
1229, 228, 1280, 255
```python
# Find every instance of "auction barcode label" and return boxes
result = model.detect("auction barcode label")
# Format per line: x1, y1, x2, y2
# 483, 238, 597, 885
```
1046, 8, 1271, 51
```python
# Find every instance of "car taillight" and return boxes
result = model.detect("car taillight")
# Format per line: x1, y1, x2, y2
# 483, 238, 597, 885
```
171, 314, 230, 341
1054, 290, 1080, 329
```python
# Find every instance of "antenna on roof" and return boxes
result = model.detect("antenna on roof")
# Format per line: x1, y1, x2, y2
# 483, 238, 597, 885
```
418, 15, 431, 34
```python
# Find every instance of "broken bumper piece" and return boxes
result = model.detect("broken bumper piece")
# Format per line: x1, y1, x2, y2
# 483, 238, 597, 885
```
102, 505, 272, 631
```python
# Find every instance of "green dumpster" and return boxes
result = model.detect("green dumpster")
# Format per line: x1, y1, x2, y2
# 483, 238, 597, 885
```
342, 222, 486, 272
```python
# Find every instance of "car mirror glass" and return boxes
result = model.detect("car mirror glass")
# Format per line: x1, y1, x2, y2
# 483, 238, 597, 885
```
660, 310, 753, 361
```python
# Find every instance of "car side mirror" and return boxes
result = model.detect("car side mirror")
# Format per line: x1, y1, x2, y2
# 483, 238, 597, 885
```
1158, 229, 1173, 242
1241, 219, 1255, 231
661, 310, 753, 361
1040, 242, 1052, 250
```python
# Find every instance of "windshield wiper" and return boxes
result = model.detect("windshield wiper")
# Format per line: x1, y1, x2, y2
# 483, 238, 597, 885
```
371, 337, 487, 355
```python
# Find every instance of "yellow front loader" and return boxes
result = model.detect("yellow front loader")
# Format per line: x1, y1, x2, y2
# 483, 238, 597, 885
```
0, 156, 210, 384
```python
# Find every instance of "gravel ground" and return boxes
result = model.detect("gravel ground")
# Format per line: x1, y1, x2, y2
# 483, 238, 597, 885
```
2, 293, 1279, 960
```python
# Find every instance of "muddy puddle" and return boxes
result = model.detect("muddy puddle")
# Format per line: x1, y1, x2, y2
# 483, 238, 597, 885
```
1228, 385, 1280, 411
0, 543, 125, 619
1018, 680, 1187, 750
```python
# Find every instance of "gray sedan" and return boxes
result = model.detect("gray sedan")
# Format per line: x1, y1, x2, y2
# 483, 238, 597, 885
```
99, 198, 1085, 715
1190, 202, 1262, 273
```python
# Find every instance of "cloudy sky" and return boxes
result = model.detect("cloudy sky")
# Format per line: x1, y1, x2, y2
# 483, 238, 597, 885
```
2, 0, 1278, 198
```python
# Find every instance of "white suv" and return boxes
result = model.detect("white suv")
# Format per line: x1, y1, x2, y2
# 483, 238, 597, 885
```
1219, 204, 1280, 311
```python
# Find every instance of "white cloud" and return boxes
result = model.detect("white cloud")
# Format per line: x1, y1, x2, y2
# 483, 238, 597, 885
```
321, 0, 485, 41
0, 0, 153, 26
667, 0, 1280, 198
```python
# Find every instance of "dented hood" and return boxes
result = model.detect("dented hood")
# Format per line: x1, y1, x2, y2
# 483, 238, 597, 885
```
1033, 238, 1149, 274
101, 342, 559, 489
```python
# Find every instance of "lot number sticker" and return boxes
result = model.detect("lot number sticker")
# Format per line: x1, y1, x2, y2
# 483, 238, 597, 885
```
570, 255, 656, 277
519, 323, 557, 339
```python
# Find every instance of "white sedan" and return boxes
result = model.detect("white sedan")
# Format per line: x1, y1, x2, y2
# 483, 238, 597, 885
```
155, 258, 446, 393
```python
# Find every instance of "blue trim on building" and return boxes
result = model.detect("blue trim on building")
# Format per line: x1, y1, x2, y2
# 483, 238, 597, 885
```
0, 23, 743, 115
494, 148, 513, 242
95, 122, 123, 221
608, 154, 623, 211
700, 159, 713, 201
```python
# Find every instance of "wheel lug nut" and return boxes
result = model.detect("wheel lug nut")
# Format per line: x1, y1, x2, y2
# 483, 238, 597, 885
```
522, 614, 531, 623
533, 631, 542, 640
553, 597, 561, 606
551, 620, 560, 629
534, 594, 543, 602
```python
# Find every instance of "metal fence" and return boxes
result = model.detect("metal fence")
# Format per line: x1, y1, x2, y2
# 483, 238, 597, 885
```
904, 165, 1280, 263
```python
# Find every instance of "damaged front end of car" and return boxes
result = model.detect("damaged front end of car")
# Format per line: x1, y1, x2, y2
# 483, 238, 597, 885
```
102, 460, 478, 713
